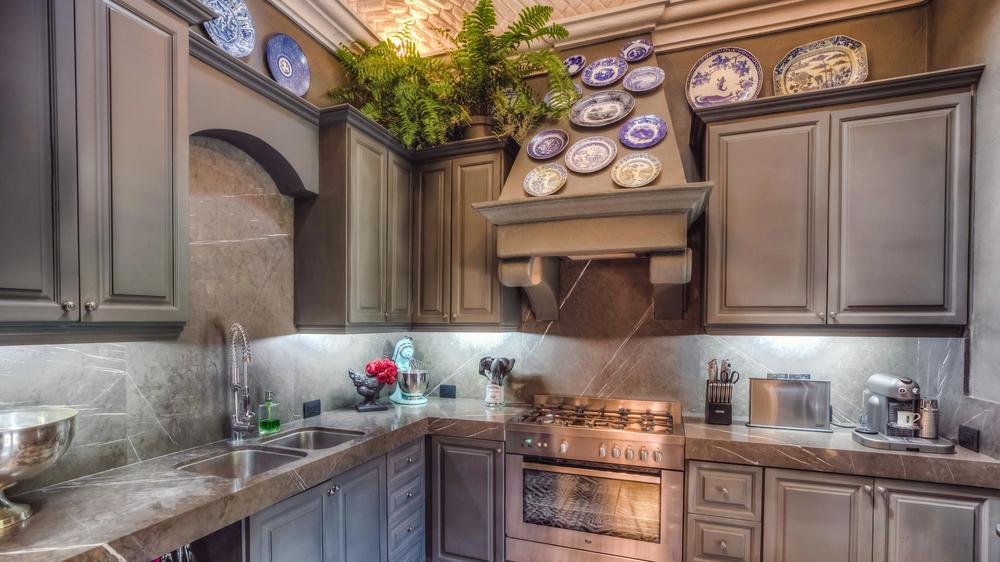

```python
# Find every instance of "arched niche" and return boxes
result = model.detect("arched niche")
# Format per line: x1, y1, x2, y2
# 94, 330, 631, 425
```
192, 129, 312, 199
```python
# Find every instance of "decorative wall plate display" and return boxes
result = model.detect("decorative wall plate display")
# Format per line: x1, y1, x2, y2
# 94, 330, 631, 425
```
564, 136, 618, 174
773, 35, 869, 95
685, 47, 762, 108
623, 66, 665, 93
582, 57, 629, 87
619, 114, 668, 149
266, 33, 311, 97
527, 129, 569, 160
564, 54, 587, 76
620, 39, 653, 63
570, 91, 635, 127
611, 152, 662, 188
199, 0, 256, 58
543, 83, 583, 106
524, 163, 568, 197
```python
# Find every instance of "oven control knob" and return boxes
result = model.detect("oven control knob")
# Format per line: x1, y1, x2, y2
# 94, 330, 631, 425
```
612, 445, 622, 458
654, 450, 663, 463
625, 447, 635, 460
559, 441, 569, 454
598, 444, 607, 458
639, 448, 649, 461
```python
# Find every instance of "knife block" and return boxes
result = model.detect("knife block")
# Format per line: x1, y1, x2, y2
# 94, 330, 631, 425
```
705, 381, 733, 425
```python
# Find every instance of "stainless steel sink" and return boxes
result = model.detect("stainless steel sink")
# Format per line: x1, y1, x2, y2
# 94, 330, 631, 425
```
262, 427, 364, 450
176, 446, 307, 479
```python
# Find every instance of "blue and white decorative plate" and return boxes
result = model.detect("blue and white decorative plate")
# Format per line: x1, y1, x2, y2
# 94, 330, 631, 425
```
266, 33, 310, 97
543, 83, 583, 106
582, 57, 629, 87
524, 163, 568, 197
623, 66, 665, 93
527, 129, 569, 160
564, 55, 587, 77
570, 90, 635, 127
620, 39, 653, 63
199, 0, 256, 58
774, 35, 868, 95
619, 114, 668, 149
685, 47, 762, 108
611, 152, 661, 188
564, 136, 617, 174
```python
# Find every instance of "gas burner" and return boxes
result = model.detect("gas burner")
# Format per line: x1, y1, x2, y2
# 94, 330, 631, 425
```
517, 396, 681, 436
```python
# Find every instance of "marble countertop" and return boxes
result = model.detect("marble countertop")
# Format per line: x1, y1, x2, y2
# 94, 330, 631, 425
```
0, 398, 526, 562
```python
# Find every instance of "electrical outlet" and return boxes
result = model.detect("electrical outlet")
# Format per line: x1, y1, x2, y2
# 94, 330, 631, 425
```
439, 384, 457, 399
303, 399, 321, 419
959, 425, 980, 452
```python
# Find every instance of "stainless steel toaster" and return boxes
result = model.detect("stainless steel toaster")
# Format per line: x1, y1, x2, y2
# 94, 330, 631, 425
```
747, 379, 832, 432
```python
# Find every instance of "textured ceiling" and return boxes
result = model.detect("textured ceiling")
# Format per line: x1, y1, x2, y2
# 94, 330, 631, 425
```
344, 0, 645, 52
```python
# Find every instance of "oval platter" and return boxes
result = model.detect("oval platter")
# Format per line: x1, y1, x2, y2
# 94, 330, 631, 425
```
611, 153, 661, 188
524, 163, 568, 197
685, 47, 762, 108
527, 129, 569, 160
619, 114, 668, 149
266, 33, 311, 97
564, 136, 618, 174
200, 0, 256, 58
563, 54, 587, 77
774, 35, 868, 95
570, 90, 635, 128
620, 38, 653, 63
582, 57, 629, 87
623, 66, 665, 93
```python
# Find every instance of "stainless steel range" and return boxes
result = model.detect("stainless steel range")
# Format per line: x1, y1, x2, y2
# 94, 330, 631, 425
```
505, 395, 685, 562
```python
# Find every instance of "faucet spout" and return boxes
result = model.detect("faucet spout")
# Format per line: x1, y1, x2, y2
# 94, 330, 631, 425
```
228, 323, 256, 442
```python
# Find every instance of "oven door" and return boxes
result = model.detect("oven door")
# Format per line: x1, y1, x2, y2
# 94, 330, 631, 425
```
506, 454, 682, 562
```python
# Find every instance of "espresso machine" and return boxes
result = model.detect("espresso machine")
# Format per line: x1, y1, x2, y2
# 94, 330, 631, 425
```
853, 374, 955, 453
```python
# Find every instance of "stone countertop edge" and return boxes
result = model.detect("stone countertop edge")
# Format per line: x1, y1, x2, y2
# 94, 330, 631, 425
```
0, 398, 527, 562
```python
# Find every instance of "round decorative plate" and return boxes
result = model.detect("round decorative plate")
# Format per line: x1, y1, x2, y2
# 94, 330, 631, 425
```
199, 0, 256, 58
527, 129, 569, 160
564, 136, 618, 174
685, 47, 762, 108
620, 39, 653, 63
619, 114, 668, 149
543, 83, 583, 106
564, 55, 587, 77
623, 66, 665, 93
773, 35, 868, 95
611, 153, 661, 188
582, 57, 629, 87
524, 163, 568, 197
570, 90, 635, 127
266, 33, 311, 97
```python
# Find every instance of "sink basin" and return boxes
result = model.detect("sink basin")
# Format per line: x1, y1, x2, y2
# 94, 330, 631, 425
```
0, 407, 77, 528
263, 427, 364, 450
176, 446, 307, 479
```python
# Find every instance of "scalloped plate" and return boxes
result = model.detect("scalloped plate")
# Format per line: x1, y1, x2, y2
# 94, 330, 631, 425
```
774, 35, 868, 95
685, 47, 762, 108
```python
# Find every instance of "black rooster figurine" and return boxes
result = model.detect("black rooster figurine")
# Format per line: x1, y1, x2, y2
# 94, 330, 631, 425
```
349, 368, 387, 412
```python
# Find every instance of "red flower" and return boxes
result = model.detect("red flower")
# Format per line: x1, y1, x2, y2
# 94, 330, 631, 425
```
365, 358, 398, 385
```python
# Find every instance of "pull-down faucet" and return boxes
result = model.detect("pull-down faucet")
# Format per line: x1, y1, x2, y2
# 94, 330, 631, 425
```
229, 323, 256, 442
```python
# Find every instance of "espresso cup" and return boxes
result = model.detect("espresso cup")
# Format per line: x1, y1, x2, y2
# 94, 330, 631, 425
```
896, 411, 922, 428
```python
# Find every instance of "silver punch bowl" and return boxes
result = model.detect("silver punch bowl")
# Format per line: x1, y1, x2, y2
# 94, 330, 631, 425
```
0, 407, 77, 528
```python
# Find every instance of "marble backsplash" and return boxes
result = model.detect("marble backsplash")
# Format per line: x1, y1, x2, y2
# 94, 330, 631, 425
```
1, 138, 978, 493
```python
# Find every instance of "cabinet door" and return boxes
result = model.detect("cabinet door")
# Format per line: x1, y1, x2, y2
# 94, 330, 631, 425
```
413, 162, 452, 324
249, 486, 326, 562
706, 113, 830, 325
0, 0, 79, 322
326, 455, 388, 562
873, 479, 1000, 562
763, 469, 873, 562
431, 436, 504, 562
75, 0, 188, 323
387, 154, 413, 324
829, 94, 972, 325
347, 127, 389, 324
450, 154, 502, 324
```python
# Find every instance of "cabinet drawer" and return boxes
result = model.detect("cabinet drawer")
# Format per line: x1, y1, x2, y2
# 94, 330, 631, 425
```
390, 532, 425, 562
686, 514, 761, 562
389, 505, 425, 555
388, 474, 424, 521
688, 461, 762, 521
388, 439, 424, 486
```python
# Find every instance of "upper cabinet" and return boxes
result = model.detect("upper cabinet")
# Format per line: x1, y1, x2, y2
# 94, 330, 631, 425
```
700, 69, 980, 330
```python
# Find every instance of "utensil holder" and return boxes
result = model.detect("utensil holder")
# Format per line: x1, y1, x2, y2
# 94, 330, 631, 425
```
485, 383, 504, 407
705, 381, 734, 425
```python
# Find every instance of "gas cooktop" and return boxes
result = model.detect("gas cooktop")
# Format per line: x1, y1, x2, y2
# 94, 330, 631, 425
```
514, 395, 681, 435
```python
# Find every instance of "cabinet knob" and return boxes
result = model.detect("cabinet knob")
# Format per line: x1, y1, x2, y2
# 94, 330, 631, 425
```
864, 485, 873, 495
876, 486, 886, 495
829, 312, 839, 320
442, 313, 448, 320
84, 301, 98, 312
61, 301, 77, 312
817, 312, 825, 319
717, 486, 729, 496
407, 525, 414, 533
995, 523, 1000, 538
406, 456, 414, 464
406, 491, 414, 499
327, 485, 341, 496
718, 540, 728, 552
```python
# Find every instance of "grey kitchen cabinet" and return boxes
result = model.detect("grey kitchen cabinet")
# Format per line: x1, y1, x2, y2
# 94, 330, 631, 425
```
249, 482, 327, 562
387, 154, 414, 324
686, 513, 761, 562
347, 127, 390, 324
763, 468, 873, 562
430, 436, 504, 562
686, 461, 763, 562
413, 161, 452, 325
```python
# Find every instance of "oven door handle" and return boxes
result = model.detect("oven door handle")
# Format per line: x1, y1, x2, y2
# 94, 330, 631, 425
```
522, 461, 662, 484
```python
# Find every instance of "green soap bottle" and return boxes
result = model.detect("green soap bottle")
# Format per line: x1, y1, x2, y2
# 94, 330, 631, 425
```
258, 390, 281, 435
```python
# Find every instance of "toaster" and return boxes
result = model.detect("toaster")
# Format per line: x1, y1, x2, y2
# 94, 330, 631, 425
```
747, 378, 832, 432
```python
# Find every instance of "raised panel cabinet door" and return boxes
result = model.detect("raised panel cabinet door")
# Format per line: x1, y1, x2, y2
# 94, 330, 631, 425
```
75, 0, 189, 323
325, 455, 388, 562
873, 479, 1000, 562
0, 0, 79, 322
450, 154, 502, 324
249, 485, 326, 562
706, 112, 830, 325
828, 94, 972, 325
763, 469, 873, 562
413, 162, 452, 324
347, 127, 389, 324
387, 154, 413, 323
431, 436, 504, 562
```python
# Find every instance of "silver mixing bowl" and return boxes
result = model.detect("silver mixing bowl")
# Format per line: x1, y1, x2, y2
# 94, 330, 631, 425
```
397, 370, 428, 398
0, 407, 77, 528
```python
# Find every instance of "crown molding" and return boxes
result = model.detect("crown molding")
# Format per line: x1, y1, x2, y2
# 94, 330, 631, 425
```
266, 0, 377, 52
554, 0, 667, 50
154, 0, 215, 24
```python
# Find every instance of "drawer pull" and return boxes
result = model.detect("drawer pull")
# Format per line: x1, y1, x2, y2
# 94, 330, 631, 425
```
327, 485, 340, 496
407, 525, 414, 533
716, 486, 729, 496
406, 491, 415, 499
718, 540, 728, 552
406, 457, 414, 464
